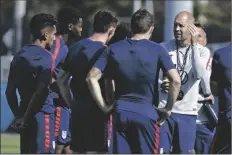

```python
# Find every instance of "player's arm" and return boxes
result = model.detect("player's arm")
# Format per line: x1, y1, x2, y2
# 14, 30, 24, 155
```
210, 51, 221, 96
86, 67, 110, 113
23, 67, 52, 120
165, 69, 181, 109
86, 48, 113, 113
55, 44, 72, 108
159, 46, 181, 112
5, 61, 19, 117
104, 79, 115, 106
56, 69, 72, 108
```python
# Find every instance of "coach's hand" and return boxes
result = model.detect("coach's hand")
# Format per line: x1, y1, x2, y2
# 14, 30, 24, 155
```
206, 95, 214, 105
187, 24, 199, 45
161, 79, 170, 93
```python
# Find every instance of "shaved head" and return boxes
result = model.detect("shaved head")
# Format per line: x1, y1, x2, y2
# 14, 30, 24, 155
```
175, 11, 195, 24
173, 11, 195, 44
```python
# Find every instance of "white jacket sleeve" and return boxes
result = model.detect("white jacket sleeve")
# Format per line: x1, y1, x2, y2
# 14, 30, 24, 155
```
192, 44, 211, 79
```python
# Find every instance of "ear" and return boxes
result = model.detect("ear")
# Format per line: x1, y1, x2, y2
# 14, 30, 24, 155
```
108, 26, 116, 36
68, 23, 73, 31
44, 32, 49, 40
149, 26, 154, 35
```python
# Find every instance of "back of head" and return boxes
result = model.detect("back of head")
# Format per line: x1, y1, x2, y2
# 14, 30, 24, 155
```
107, 23, 130, 45
93, 10, 118, 33
57, 7, 82, 34
194, 22, 207, 46
30, 13, 57, 40
131, 9, 154, 34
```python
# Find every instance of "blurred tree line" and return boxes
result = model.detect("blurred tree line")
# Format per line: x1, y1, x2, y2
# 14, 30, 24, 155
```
0, 0, 231, 56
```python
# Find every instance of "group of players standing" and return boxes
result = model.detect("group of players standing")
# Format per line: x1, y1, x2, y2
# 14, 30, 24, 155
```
5, 6, 231, 154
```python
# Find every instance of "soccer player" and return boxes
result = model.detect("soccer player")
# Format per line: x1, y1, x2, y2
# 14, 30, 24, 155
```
52, 7, 83, 154
194, 23, 216, 154
86, 9, 181, 154
57, 10, 118, 153
56, 7, 83, 47
158, 11, 211, 153
210, 44, 231, 154
107, 23, 130, 45
5, 13, 57, 153
106, 23, 129, 148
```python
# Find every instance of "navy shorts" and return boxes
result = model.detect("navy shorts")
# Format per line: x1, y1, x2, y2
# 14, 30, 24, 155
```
214, 122, 231, 154
70, 108, 107, 153
55, 106, 71, 146
20, 111, 55, 153
159, 113, 197, 154
194, 123, 215, 154
108, 110, 160, 154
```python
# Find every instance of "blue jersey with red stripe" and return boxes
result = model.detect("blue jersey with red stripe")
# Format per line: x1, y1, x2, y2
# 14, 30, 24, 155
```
93, 39, 175, 119
211, 45, 231, 123
46, 37, 68, 108
50, 37, 68, 79
9, 45, 53, 117
64, 38, 106, 110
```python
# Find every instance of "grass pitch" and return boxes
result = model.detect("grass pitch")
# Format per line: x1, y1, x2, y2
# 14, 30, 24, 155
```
1, 133, 20, 153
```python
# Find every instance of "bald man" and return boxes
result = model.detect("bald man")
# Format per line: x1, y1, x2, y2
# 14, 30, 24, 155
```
194, 23, 217, 154
158, 11, 211, 153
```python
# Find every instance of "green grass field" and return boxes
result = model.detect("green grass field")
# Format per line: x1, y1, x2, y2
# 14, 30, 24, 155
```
1, 134, 20, 153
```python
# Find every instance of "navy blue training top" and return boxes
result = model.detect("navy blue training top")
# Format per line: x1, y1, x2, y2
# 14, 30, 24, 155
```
211, 45, 231, 123
64, 38, 106, 111
48, 37, 69, 108
9, 45, 53, 116
94, 39, 175, 119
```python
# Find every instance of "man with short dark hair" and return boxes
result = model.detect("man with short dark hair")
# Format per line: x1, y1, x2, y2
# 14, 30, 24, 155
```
57, 10, 118, 153
56, 7, 83, 47
86, 9, 181, 154
52, 7, 83, 154
6, 13, 57, 153
107, 23, 129, 45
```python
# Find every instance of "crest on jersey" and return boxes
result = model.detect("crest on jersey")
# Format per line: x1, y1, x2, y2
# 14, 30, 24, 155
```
52, 141, 55, 149
62, 130, 67, 139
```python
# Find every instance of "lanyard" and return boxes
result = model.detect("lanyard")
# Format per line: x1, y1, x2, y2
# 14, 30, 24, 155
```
175, 41, 190, 85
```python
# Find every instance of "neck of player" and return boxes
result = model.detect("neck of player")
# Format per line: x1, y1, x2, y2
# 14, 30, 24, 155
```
89, 33, 108, 44
33, 39, 46, 49
131, 33, 151, 40
59, 34, 68, 43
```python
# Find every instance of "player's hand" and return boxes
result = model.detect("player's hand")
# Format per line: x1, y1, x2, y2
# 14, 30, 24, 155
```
102, 102, 115, 114
155, 107, 171, 120
11, 117, 21, 132
11, 117, 28, 133
161, 79, 170, 93
187, 24, 199, 44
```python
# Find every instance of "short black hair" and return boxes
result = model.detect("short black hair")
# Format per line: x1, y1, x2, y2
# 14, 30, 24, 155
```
93, 10, 118, 33
57, 7, 83, 34
131, 9, 154, 34
107, 23, 130, 45
30, 13, 57, 40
